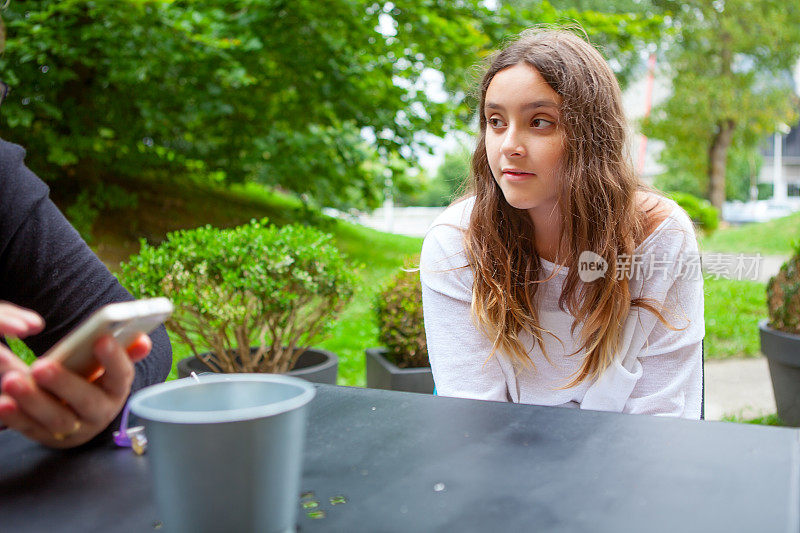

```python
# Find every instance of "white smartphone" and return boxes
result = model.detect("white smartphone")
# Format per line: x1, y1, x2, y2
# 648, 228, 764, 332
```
41, 298, 174, 381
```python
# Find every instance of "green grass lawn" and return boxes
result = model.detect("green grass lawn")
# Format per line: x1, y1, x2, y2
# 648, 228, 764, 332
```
703, 277, 766, 360
721, 413, 784, 426
700, 210, 800, 255
319, 223, 422, 386
697, 210, 799, 360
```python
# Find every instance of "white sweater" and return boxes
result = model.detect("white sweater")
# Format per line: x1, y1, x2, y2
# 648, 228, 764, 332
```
420, 197, 705, 419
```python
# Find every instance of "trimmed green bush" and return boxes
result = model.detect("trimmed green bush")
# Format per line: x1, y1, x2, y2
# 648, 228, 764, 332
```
767, 241, 800, 335
119, 219, 356, 373
375, 265, 428, 368
668, 191, 719, 233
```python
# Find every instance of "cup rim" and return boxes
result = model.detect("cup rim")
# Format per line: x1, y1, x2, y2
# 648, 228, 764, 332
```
129, 373, 317, 424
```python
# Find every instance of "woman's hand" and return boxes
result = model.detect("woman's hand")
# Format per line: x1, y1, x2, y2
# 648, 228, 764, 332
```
0, 302, 152, 449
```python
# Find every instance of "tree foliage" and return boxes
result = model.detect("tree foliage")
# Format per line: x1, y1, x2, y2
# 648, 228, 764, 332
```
502, 0, 665, 90
1, 1, 491, 208
1, 1, 664, 210
395, 142, 470, 206
433, 144, 471, 201
643, 0, 800, 209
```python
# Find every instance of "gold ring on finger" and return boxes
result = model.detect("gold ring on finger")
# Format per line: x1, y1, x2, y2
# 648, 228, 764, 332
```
53, 420, 82, 441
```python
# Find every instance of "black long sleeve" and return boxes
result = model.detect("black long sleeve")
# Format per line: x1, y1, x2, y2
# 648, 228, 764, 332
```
0, 138, 172, 402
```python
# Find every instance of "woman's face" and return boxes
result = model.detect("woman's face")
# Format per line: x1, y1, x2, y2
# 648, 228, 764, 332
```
483, 63, 565, 217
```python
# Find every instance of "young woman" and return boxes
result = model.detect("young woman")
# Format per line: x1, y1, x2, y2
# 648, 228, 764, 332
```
420, 29, 704, 418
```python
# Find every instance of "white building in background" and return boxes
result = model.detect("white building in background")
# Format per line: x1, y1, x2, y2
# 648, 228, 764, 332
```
759, 125, 800, 198
724, 60, 800, 223
724, 125, 800, 224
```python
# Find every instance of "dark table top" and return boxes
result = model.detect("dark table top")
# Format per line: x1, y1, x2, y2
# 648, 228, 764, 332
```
2, 384, 799, 532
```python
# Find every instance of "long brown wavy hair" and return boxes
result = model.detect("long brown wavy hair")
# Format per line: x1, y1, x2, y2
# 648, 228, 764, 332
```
465, 28, 682, 388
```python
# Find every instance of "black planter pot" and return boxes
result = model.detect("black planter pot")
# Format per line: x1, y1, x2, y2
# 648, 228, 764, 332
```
365, 347, 434, 394
176, 347, 338, 385
759, 319, 800, 426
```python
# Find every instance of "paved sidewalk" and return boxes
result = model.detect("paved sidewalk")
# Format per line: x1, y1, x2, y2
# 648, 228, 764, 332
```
705, 357, 776, 421
701, 253, 783, 421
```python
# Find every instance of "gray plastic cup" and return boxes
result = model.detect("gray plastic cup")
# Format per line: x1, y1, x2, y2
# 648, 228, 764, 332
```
129, 373, 316, 533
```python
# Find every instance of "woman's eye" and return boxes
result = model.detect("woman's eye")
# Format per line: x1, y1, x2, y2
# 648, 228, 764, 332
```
532, 118, 554, 129
487, 117, 506, 128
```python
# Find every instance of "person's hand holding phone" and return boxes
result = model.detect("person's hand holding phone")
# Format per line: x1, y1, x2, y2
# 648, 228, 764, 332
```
0, 302, 153, 448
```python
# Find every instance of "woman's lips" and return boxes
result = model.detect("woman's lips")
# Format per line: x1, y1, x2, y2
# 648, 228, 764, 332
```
502, 170, 535, 181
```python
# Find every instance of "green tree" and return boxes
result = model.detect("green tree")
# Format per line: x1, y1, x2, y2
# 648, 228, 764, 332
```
395, 143, 471, 206
0, 1, 666, 214
644, 0, 800, 210
0, 1, 491, 210
499, 0, 665, 90
432, 144, 471, 203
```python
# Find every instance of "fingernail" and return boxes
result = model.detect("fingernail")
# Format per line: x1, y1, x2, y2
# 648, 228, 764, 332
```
26, 311, 45, 328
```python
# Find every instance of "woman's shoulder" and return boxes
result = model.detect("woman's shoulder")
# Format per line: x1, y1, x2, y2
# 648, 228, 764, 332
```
637, 191, 673, 238
429, 196, 475, 233
635, 191, 698, 255
421, 197, 474, 285
423, 196, 475, 250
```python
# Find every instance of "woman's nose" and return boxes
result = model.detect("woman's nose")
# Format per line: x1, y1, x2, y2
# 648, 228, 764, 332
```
501, 127, 526, 157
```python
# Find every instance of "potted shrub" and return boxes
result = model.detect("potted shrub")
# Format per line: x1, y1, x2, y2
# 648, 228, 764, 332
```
759, 242, 800, 426
366, 265, 434, 393
119, 219, 355, 384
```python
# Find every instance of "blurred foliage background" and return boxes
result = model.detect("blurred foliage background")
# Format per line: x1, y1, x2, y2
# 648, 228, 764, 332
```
1, 0, 667, 218
2, 2, 798, 216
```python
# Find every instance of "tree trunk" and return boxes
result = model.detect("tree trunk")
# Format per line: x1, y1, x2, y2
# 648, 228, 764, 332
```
708, 118, 736, 211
